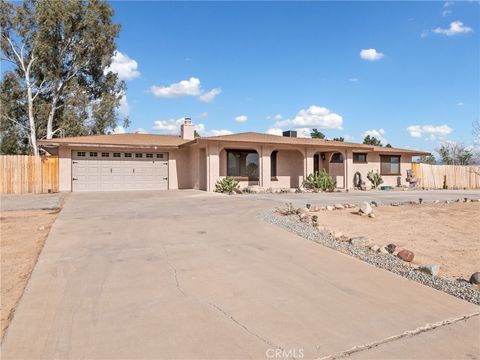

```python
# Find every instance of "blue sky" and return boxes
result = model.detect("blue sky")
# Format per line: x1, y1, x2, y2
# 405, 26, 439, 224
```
110, 1, 479, 152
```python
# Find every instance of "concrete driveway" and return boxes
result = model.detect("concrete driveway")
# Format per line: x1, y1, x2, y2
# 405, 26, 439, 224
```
2, 190, 479, 359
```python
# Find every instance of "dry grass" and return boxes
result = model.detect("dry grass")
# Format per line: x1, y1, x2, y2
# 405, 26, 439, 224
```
316, 202, 480, 281
0, 209, 59, 341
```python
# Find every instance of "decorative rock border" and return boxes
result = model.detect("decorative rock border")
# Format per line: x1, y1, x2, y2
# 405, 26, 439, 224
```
259, 211, 480, 305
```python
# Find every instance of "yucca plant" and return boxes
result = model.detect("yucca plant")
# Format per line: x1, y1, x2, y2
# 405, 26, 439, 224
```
215, 177, 240, 193
303, 170, 336, 192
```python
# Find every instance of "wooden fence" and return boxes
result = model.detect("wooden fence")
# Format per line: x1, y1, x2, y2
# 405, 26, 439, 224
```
412, 163, 480, 189
0, 155, 59, 194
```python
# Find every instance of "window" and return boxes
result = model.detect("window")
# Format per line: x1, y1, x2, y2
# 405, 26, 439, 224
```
156, 154, 164, 159
330, 153, 344, 163
135, 153, 143, 158
226, 149, 259, 179
113, 153, 121, 157
77, 151, 85, 157
271, 151, 278, 178
89, 152, 97, 157
353, 153, 367, 163
124, 153, 132, 158
146, 154, 153, 158
380, 155, 401, 175
101, 152, 109, 157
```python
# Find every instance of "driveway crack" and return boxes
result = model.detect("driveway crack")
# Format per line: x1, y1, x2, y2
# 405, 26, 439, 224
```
317, 312, 480, 360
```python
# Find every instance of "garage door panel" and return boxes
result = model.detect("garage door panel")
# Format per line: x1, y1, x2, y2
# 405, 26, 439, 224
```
72, 151, 168, 191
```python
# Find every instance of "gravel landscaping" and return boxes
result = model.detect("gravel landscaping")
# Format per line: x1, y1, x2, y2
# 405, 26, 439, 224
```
260, 211, 480, 305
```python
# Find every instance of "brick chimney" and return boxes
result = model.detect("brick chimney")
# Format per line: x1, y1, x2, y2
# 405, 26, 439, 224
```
181, 117, 194, 140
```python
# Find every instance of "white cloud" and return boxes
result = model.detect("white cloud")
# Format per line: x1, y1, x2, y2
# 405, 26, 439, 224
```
266, 114, 283, 120
363, 129, 387, 145
113, 126, 126, 134
457, 101, 464, 106
343, 134, 355, 142
199, 88, 222, 102
107, 51, 140, 81
285, 105, 343, 129
150, 77, 221, 102
360, 48, 384, 61
433, 20, 473, 36
406, 124, 453, 138
118, 94, 130, 117
442, 9, 452, 17
197, 112, 209, 119
295, 128, 311, 138
349, 77, 360, 82
208, 129, 234, 136
235, 115, 248, 123
266, 127, 283, 136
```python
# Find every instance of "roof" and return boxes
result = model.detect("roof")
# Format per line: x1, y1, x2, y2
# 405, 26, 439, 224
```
39, 133, 190, 148
39, 131, 430, 155
200, 132, 430, 155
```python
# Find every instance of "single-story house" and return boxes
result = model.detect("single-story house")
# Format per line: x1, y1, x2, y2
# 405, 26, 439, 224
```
39, 118, 430, 192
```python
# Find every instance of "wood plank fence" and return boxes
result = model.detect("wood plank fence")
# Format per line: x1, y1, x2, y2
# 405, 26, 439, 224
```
412, 163, 480, 189
0, 155, 59, 194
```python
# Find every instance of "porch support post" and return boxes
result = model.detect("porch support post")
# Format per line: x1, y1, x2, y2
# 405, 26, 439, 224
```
207, 143, 220, 192
344, 148, 350, 189
305, 147, 315, 177
260, 146, 271, 189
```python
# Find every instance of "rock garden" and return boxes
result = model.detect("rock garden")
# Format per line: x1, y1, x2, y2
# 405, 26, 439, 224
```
261, 197, 480, 304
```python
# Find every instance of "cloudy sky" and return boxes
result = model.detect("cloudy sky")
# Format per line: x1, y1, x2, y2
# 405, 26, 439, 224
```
110, 1, 479, 151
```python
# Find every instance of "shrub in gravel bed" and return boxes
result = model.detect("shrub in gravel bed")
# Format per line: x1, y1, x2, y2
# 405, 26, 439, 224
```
259, 211, 480, 305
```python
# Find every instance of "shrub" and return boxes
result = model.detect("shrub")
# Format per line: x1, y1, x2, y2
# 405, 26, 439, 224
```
367, 170, 384, 189
303, 170, 336, 192
275, 202, 297, 216
215, 177, 240, 193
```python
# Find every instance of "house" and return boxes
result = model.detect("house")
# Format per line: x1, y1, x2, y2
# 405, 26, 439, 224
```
39, 118, 430, 192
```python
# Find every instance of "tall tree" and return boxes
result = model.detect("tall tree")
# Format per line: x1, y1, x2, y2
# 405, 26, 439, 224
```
1, 0, 126, 155
310, 128, 325, 139
362, 135, 383, 146
437, 141, 472, 165
418, 154, 436, 165
332, 137, 344, 142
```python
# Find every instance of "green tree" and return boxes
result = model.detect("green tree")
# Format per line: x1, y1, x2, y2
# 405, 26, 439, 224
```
310, 128, 325, 139
332, 137, 344, 142
1, 0, 126, 154
437, 142, 472, 165
362, 135, 383, 146
385, 143, 392, 148
418, 154, 436, 165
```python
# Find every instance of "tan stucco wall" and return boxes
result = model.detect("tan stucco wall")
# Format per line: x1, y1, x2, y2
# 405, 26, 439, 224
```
273, 149, 304, 188
58, 146, 72, 192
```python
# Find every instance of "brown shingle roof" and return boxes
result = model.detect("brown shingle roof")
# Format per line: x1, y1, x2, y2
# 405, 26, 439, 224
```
39, 131, 430, 156
39, 133, 190, 148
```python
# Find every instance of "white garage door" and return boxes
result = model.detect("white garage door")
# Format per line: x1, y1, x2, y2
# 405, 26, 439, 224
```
72, 150, 168, 191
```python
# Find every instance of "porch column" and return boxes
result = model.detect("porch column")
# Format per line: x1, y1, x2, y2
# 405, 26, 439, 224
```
207, 143, 220, 192
343, 148, 350, 189
305, 148, 315, 177
344, 148, 353, 189
260, 146, 271, 189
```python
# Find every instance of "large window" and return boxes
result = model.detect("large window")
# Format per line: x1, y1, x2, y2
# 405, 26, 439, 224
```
271, 151, 278, 178
330, 152, 344, 163
353, 153, 367, 163
380, 155, 401, 175
227, 149, 259, 179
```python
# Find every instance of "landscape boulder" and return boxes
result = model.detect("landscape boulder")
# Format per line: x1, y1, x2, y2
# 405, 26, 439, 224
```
385, 243, 397, 254
326, 205, 335, 211
391, 202, 400, 206
418, 264, 440, 276
370, 245, 380, 252
397, 249, 415, 262
350, 236, 373, 248
359, 202, 373, 215
378, 246, 389, 254
469, 272, 480, 285
334, 204, 345, 210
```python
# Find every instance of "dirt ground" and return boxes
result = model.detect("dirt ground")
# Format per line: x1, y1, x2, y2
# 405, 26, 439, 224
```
316, 202, 480, 281
0, 209, 60, 340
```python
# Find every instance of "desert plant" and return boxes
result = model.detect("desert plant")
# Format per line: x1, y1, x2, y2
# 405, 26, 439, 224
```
367, 170, 384, 189
303, 170, 336, 191
275, 202, 297, 216
215, 177, 240, 193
